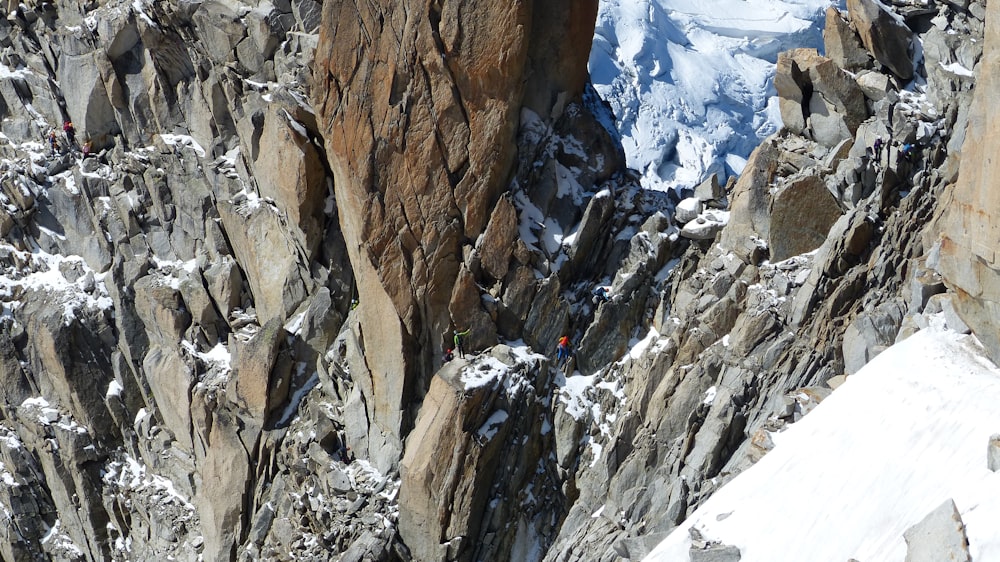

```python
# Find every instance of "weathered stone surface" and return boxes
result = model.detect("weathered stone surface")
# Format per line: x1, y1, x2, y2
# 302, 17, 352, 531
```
847, 0, 914, 80
856, 71, 893, 102
479, 195, 518, 281
218, 198, 308, 327
812, 56, 869, 145
719, 139, 779, 262
690, 542, 742, 562
314, 0, 597, 452
142, 345, 194, 452
775, 50, 811, 134
0, 1, 994, 562
249, 105, 327, 254
823, 7, 871, 72
903, 499, 971, 562
843, 301, 905, 374
937, 0, 1000, 365
694, 174, 724, 203
399, 364, 495, 562
989, 434, 1000, 472
448, 266, 497, 353
769, 175, 843, 262
565, 189, 616, 276
204, 255, 243, 320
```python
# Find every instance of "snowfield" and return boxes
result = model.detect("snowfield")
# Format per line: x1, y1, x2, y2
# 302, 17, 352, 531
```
590, 0, 836, 193
644, 325, 1000, 561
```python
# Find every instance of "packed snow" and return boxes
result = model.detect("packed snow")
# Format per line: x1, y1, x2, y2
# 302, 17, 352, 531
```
644, 325, 1000, 561
590, 0, 835, 192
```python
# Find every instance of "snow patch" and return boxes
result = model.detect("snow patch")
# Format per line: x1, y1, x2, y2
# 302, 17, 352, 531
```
645, 326, 1000, 561
159, 134, 206, 157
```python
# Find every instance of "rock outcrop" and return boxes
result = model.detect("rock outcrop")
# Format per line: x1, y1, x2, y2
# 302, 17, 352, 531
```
903, 499, 971, 562
312, 0, 599, 470
847, 0, 915, 80
1, 0, 998, 561
542, 1, 989, 560
936, 0, 1000, 365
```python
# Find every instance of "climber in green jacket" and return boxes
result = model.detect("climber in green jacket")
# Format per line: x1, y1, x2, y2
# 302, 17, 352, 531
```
453, 328, 471, 358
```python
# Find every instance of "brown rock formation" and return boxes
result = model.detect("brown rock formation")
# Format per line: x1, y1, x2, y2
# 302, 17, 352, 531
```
774, 48, 868, 147
769, 175, 843, 262
937, 0, 1000, 364
847, 0, 914, 80
823, 7, 871, 73
313, 0, 597, 457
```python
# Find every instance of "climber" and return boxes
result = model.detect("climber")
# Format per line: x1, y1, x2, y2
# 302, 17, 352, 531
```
901, 142, 915, 161
47, 130, 58, 155
592, 285, 610, 305
63, 120, 75, 148
443, 347, 454, 363
869, 137, 883, 163
556, 335, 571, 368
81, 139, 92, 158
453, 328, 470, 358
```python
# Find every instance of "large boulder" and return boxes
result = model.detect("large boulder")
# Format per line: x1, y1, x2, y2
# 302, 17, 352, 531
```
248, 105, 328, 255
775, 49, 868, 147
217, 197, 309, 327
847, 0, 915, 80
478, 195, 518, 281
398, 364, 504, 562
823, 7, 871, 73
903, 499, 971, 562
769, 175, 843, 262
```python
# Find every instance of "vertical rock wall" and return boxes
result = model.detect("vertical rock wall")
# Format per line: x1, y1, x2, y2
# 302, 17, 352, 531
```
937, 0, 1000, 364
313, 0, 597, 467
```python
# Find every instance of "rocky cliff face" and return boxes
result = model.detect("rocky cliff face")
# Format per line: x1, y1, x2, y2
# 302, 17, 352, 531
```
0, 0, 997, 561
937, 0, 1000, 365
543, 0, 989, 560
311, 0, 598, 471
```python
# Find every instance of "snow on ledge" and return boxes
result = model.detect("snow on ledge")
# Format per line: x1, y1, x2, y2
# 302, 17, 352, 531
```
159, 134, 206, 158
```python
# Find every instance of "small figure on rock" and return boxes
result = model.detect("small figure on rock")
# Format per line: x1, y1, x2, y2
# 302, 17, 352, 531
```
556, 335, 571, 369
82, 139, 92, 158
350, 298, 358, 310
901, 142, 915, 162
592, 285, 610, 305
869, 137, 884, 164
62, 120, 76, 148
443, 347, 454, 363
453, 328, 470, 358
48, 130, 58, 156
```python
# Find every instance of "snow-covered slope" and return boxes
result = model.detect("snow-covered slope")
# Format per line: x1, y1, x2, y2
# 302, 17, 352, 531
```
644, 324, 1000, 561
591, 0, 835, 192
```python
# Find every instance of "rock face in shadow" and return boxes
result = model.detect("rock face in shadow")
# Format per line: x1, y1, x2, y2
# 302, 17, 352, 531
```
847, 0, 914, 80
